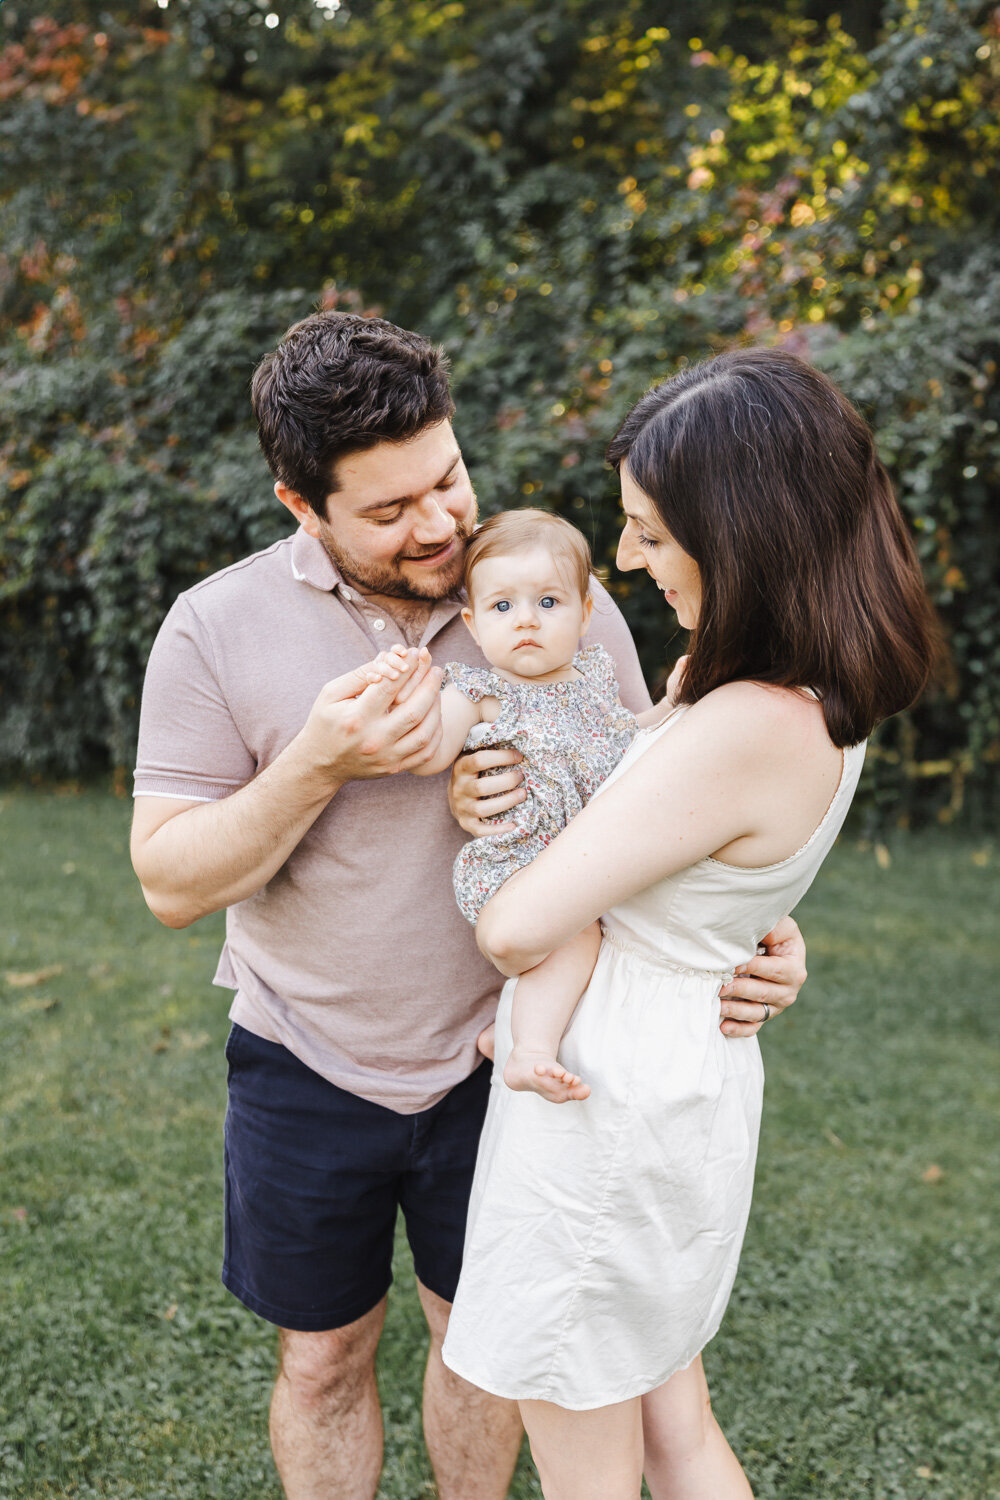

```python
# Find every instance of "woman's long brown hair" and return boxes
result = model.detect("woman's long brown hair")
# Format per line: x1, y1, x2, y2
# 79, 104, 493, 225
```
607, 348, 938, 747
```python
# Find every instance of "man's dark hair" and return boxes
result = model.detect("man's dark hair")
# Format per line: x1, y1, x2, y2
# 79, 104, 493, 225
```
251, 311, 455, 513
607, 347, 938, 747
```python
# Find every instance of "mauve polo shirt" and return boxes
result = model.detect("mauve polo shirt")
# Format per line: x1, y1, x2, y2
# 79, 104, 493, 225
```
134, 526, 652, 1113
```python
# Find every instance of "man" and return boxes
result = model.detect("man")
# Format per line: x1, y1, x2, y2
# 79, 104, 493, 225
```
130, 311, 806, 1500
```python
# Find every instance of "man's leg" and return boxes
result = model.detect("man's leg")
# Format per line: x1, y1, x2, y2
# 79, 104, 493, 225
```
269, 1300, 387, 1500
418, 1280, 524, 1500
224, 1026, 412, 1495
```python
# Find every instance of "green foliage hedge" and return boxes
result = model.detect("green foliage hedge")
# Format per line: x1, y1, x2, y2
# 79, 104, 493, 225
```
1, 0, 998, 820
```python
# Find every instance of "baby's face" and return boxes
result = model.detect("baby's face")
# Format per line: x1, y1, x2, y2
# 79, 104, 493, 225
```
461, 547, 592, 682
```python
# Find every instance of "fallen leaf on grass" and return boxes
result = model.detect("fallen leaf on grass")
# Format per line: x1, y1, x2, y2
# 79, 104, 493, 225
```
916, 1466, 934, 1478
10, 1207, 28, 1222
875, 843, 891, 869
4, 965, 64, 988
921, 1164, 944, 1184
823, 1126, 845, 1149
971, 848, 991, 867
163, 1304, 178, 1321
18, 996, 60, 1014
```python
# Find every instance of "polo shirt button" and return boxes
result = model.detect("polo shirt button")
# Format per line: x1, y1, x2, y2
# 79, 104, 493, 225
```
372, 618, 386, 631
342, 587, 353, 601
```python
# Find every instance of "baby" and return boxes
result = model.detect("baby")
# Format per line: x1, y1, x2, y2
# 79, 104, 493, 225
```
368, 510, 637, 1102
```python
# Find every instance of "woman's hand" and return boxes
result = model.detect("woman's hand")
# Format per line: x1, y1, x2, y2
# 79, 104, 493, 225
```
665, 653, 690, 706
448, 748, 526, 836
718, 915, 807, 1037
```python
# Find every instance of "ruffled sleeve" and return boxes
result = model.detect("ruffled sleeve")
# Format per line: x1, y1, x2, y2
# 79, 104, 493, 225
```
574, 642, 622, 704
442, 661, 497, 703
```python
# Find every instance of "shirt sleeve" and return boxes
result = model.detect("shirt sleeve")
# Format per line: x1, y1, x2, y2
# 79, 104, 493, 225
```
133, 595, 257, 800
441, 661, 495, 703
585, 578, 653, 714
575, 642, 619, 703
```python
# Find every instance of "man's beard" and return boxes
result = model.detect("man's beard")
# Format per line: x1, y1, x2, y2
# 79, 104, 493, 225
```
316, 511, 477, 601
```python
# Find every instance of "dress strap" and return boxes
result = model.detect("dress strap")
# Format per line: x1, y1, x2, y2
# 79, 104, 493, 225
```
636, 702, 690, 739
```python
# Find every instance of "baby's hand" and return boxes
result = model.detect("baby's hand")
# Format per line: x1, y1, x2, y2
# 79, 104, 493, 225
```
359, 644, 411, 686
339, 645, 423, 700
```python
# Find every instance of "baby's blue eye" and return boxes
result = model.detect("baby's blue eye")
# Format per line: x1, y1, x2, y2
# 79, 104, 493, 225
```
540, 596, 557, 609
494, 600, 512, 613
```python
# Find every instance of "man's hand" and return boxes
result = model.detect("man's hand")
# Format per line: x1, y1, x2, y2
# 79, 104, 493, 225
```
718, 915, 807, 1038
131, 645, 445, 928
296, 645, 445, 782
448, 747, 526, 836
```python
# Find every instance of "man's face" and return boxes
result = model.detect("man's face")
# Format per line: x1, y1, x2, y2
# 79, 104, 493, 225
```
311, 421, 478, 600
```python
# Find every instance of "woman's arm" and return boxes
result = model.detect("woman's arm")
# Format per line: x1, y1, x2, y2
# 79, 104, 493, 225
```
409, 684, 484, 777
634, 655, 690, 729
476, 681, 827, 976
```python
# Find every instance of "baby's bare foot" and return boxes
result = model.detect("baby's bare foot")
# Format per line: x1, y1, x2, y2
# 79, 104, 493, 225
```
504, 1047, 590, 1103
477, 1021, 496, 1062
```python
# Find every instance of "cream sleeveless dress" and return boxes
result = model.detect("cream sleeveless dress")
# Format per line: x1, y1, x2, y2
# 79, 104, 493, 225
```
442, 704, 866, 1410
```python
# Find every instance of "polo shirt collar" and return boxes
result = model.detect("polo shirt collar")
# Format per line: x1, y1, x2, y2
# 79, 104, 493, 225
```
288, 525, 468, 641
289, 526, 345, 593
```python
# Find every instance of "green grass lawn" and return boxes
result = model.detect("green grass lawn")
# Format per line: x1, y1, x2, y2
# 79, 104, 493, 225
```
1, 789, 998, 1500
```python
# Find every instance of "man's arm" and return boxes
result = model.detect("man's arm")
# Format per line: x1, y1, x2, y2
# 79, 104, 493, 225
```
132, 649, 443, 928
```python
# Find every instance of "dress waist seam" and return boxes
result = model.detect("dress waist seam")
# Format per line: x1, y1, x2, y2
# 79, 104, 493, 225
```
600, 924, 735, 982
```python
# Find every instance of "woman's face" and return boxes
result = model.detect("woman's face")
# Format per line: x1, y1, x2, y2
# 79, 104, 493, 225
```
616, 467, 702, 631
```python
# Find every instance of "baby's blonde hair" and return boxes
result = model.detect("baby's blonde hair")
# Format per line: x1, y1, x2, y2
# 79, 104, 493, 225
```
464, 509, 592, 602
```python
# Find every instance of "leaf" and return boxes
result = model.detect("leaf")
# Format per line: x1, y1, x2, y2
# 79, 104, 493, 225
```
4, 964, 64, 988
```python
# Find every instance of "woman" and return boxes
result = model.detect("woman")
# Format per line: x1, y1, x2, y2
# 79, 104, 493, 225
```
440, 348, 936, 1498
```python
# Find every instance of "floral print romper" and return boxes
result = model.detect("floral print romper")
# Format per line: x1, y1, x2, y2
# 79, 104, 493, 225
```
445, 643, 638, 924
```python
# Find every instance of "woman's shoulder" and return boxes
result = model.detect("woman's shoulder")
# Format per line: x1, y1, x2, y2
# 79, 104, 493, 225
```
674, 681, 837, 763
695, 678, 818, 716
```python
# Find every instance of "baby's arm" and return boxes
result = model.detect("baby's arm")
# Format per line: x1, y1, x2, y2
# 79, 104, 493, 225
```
501, 921, 601, 1103
410, 684, 483, 776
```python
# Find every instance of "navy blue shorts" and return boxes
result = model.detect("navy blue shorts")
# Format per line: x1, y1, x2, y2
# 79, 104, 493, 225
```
222, 1023, 491, 1332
